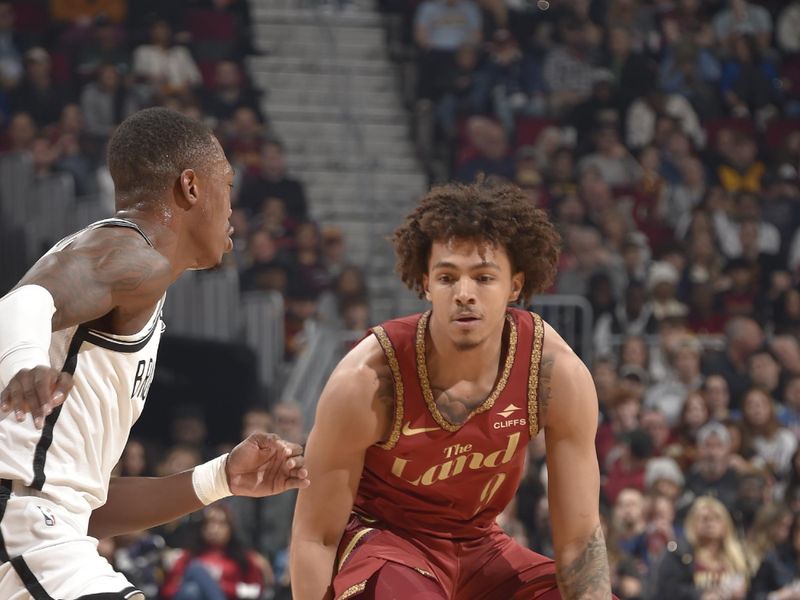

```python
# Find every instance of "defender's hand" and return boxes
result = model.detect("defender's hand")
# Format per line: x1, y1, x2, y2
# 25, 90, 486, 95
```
0, 367, 72, 429
226, 431, 310, 497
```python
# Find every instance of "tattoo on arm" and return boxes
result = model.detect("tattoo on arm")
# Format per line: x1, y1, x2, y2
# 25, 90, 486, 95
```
19, 236, 162, 331
538, 355, 555, 427
556, 524, 611, 600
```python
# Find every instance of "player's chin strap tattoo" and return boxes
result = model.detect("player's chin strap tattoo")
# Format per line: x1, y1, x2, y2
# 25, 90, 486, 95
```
555, 524, 612, 600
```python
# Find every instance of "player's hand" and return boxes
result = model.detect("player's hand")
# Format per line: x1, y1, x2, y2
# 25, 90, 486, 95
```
0, 367, 72, 429
226, 431, 310, 497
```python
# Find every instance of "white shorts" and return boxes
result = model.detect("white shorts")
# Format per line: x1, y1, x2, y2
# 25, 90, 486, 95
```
0, 482, 140, 600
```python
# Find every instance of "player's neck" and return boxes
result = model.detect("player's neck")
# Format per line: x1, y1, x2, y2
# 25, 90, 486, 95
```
426, 318, 505, 387
114, 208, 184, 276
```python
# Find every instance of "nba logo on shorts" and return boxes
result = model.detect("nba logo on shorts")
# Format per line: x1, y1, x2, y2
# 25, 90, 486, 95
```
36, 505, 56, 526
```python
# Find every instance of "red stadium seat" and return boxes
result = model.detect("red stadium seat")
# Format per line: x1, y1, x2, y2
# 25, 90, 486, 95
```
515, 116, 558, 147
765, 119, 800, 151
703, 117, 755, 149
187, 9, 236, 42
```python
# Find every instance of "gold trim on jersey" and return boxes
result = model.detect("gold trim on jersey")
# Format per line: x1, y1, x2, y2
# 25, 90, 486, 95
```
372, 326, 404, 450
528, 313, 544, 438
337, 581, 367, 600
337, 526, 375, 572
415, 311, 518, 432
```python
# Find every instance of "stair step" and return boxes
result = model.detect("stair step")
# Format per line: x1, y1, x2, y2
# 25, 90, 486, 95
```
250, 7, 382, 27
249, 55, 389, 74
252, 70, 396, 93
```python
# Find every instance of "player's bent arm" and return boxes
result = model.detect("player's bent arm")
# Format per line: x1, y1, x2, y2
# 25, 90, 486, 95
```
290, 337, 390, 600
543, 345, 611, 600
90, 432, 308, 539
0, 229, 171, 423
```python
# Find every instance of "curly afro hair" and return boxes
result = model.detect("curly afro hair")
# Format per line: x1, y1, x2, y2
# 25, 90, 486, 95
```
392, 181, 561, 302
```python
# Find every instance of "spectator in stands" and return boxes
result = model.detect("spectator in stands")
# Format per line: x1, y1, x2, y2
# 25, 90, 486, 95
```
10, 47, 70, 127
203, 60, 263, 123
543, 14, 596, 115
288, 221, 331, 299
221, 106, 267, 174
750, 511, 800, 600
659, 40, 721, 119
715, 192, 780, 261
115, 437, 155, 477
749, 348, 784, 401
704, 374, 734, 422
669, 391, 711, 468
645, 335, 704, 425
595, 281, 657, 358
740, 387, 797, 477
481, 29, 546, 136
664, 156, 707, 229
779, 375, 800, 439
432, 43, 484, 140
712, 0, 773, 54
566, 69, 622, 151
170, 403, 212, 459
625, 88, 703, 151
0, 110, 36, 153
604, 428, 654, 504
319, 226, 347, 278
112, 530, 167, 599
240, 140, 308, 220
80, 63, 142, 140
682, 422, 742, 515
413, 0, 482, 101
597, 386, 642, 472
74, 16, 131, 81
777, 1, 800, 55
162, 505, 271, 600
703, 316, 764, 407
744, 502, 792, 576
0, 1, 23, 90
578, 123, 642, 187
644, 457, 685, 502
240, 230, 291, 294
618, 335, 650, 372
603, 26, 653, 110
720, 34, 782, 120
454, 118, 515, 182
652, 496, 748, 600
608, 488, 648, 564
133, 17, 201, 100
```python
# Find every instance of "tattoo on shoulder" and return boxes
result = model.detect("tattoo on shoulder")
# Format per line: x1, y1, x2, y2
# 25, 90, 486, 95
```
538, 355, 555, 427
556, 524, 611, 600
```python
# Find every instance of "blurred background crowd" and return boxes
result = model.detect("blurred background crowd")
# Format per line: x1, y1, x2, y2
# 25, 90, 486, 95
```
4, 0, 800, 598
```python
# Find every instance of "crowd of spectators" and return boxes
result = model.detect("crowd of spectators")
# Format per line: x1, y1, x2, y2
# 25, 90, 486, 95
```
0, 0, 370, 368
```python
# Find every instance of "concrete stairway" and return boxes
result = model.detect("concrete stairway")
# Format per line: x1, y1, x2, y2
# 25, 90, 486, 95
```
247, 0, 428, 320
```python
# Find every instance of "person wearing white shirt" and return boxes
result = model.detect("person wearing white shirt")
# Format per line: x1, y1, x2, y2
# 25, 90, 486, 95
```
133, 18, 201, 98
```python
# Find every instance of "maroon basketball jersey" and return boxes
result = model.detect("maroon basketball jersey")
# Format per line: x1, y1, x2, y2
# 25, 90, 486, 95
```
353, 308, 544, 540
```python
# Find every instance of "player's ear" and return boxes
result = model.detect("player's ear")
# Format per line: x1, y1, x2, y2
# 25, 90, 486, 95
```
177, 168, 200, 209
509, 272, 524, 303
422, 274, 431, 301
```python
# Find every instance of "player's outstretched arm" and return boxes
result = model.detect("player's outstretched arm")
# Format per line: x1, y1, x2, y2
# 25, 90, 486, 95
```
542, 336, 611, 600
0, 228, 171, 427
89, 432, 308, 539
290, 336, 390, 600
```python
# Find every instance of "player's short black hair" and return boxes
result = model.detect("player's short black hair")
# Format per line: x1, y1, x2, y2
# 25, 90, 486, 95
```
107, 107, 219, 203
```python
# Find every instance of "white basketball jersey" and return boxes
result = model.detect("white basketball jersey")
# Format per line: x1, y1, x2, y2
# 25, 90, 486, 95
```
0, 219, 165, 520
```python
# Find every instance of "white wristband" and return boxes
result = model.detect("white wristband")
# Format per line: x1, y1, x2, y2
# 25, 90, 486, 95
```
191, 454, 232, 505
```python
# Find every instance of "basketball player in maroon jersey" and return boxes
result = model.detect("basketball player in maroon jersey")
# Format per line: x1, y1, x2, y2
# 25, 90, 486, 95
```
290, 182, 612, 599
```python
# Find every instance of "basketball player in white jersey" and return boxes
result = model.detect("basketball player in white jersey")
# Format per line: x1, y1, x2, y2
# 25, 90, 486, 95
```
0, 107, 310, 600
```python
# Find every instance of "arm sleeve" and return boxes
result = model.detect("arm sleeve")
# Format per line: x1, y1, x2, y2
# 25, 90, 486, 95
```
0, 285, 56, 390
